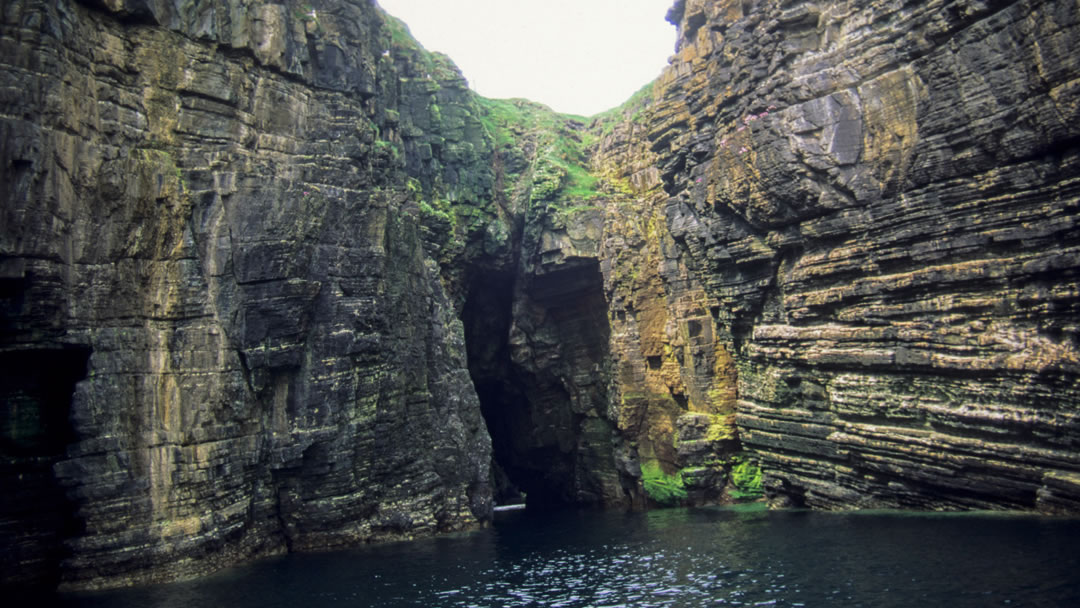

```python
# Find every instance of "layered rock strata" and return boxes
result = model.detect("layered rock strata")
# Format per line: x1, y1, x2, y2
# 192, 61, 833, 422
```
651, 0, 1080, 511
3, 0, 1080, 594
1, 0, 494, 590
592, 97, 743, 506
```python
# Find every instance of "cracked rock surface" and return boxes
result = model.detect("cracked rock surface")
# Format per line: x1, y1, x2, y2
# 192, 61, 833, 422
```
2, 0, 1080, 593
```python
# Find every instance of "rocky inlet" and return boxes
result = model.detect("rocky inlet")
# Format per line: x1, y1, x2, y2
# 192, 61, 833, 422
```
1, 0, 1079, 593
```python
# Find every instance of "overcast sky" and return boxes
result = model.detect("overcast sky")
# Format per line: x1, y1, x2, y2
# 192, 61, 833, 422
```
375, 0, 678, 117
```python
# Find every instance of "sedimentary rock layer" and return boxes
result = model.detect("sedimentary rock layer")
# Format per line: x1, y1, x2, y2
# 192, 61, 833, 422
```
1, 0, 493, 589
3, 0, 1080, 593
650, 0, 1080, 511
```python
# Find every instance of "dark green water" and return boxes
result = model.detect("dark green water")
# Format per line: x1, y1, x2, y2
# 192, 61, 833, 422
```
56, 505, 1080, 607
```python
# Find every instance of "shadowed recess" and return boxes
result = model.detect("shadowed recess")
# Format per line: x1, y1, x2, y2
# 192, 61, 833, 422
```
463, 262, 615, 508
0, 347, 90, 589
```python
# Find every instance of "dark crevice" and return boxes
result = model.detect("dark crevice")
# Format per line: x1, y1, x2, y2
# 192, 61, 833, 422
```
474, 379, 532, 505
236, 349, 255, 393
463, 262, 614, 510
462, 271, 524, 505
0, 346, 90, 590
684, 12, 707, 40
671, 391, 690, 411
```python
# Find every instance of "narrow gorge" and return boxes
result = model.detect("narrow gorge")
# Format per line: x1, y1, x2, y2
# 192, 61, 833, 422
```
2, 0, 1079, 592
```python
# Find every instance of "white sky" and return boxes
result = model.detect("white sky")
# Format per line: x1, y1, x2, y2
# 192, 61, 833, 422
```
375, 0, 678, 117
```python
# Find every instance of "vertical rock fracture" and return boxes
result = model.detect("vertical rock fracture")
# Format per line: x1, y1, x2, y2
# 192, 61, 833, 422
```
1, 0, 1079, 592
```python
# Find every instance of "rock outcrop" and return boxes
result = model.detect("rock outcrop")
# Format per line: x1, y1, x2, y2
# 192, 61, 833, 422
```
648, 0, 1080, 511
3, 0, 1080, 594
1, 0, 494, 590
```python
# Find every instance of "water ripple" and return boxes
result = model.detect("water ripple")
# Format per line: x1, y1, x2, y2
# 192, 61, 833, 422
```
56, 507, 1080, 608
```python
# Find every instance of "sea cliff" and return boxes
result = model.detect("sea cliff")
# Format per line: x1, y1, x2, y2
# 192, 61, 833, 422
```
2, 0, 1078, 592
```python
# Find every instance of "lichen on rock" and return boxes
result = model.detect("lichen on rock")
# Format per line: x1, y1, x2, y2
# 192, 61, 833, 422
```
651, 0, 1080, 512
1, 0, 493, 590
3, 0, 1080, 593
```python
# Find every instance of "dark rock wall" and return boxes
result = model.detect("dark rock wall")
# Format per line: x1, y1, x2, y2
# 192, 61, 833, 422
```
1, 0, 492, 590
463, 105, 630, 508
649, 0, 1080, 511
3, 0, 1080, 593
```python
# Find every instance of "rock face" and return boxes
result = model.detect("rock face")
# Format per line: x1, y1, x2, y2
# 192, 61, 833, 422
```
2, 0, 1080, 594
649, 0, 1080, 511
1, 0, 494, 590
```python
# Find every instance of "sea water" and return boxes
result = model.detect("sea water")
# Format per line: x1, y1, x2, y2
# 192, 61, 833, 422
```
60, 504, 1080, 607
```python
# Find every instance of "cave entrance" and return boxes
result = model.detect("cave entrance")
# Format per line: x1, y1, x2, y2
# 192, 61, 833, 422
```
461, 270, 526, 506
463, 261, 617, 510
0, 346, 90, 589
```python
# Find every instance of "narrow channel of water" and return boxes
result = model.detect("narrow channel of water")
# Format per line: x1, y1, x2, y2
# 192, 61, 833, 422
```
56, 505, 1080, 607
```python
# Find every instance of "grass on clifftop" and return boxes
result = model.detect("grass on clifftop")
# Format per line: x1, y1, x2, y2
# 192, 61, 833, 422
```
591, 81, 656, 135
380, 12, 460, 81
383, 9, 658, 208
476, 97, 603, 203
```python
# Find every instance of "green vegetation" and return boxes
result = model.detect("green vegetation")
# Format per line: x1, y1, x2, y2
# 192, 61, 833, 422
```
468, 78, 656, 211
382, 13, 413, 48
417, 197, 463, 265
365, 117, 381, 141
641, 461, 688, 506
475, 97, 604, 204
418, 199, 453, 227
374, 11, 664, 268
591, 81, 656, 135
729, 454, 764, 500
374, 139, 401, 162
476, 97, 560, 147
131, 147, 187, 193
380, 13, 460, 82
553, 139, 599, 200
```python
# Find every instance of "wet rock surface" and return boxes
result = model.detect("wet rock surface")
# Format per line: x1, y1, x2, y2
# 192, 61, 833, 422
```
1, 0, 493, 590
651, 0, 1080, 511
2, 0, 1080, 593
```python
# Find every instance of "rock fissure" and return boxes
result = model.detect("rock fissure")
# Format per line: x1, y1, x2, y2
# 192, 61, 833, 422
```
2, 0, 1080, 592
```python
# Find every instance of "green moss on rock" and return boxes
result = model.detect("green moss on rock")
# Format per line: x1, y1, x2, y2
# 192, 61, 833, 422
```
729, 454, 764, 500
640, 461, 688, 506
